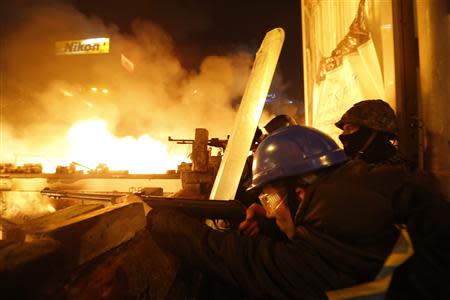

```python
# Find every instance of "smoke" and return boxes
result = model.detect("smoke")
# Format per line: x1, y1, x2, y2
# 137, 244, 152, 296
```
0, 191, 55, 222
0, 3, 262, 167
1, 2, 299, 174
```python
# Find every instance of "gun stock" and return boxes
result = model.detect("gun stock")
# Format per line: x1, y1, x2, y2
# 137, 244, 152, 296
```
138, 195, 246, 222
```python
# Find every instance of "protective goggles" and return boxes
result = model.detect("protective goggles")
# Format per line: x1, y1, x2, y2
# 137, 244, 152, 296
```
258, 191, 285, 215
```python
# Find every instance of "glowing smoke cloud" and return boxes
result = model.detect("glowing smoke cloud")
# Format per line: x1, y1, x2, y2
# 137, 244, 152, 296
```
0, 3, 257, 172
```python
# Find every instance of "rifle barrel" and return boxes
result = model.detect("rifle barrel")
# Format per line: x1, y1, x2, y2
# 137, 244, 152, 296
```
41, 189, 125, 202
40, 189, 247, 222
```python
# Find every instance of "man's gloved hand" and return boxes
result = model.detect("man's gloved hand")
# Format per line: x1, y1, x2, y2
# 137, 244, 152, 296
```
238, 203, 267, 236
238, 204, 289, 240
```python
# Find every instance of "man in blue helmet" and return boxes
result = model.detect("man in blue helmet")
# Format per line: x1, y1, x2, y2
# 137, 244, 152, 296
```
147, 125, 415, 299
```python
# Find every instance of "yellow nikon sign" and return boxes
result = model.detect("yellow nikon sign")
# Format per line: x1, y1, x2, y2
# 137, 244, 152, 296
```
55, 37, 110, 55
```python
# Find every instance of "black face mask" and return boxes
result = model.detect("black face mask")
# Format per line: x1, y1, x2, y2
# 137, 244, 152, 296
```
339, 127, 373, 158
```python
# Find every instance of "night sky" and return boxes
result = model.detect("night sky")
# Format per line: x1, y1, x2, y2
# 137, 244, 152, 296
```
72, 0, 303, 100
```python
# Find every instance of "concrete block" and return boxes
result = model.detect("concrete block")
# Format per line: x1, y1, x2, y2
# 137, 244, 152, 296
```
63, 230, 178, 300
23, 204, 104, 233
27, 202, 146, 267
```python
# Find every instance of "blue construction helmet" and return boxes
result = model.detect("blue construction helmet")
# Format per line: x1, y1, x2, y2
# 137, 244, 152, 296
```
248, 125, 348, 191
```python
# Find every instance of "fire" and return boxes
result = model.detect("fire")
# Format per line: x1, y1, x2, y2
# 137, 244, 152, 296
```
66, 119, 188, 174
1, 118, 190, 174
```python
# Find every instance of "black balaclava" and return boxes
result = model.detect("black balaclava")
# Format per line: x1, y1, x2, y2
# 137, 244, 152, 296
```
339, 126, 374, 157
339, 126, 397, 163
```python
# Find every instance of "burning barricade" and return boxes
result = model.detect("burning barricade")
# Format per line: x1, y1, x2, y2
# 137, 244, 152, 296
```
0, 127, 238, 299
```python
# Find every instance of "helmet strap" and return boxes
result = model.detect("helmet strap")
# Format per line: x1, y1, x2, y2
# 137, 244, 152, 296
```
284, 177, 308, 219
271, 178, 300, 219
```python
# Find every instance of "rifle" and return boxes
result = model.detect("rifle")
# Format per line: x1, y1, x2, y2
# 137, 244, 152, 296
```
40, 188, 247, 222
168, 136, 229, 149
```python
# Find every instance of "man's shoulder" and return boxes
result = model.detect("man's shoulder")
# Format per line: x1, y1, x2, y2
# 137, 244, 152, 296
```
324, 159, 410, 195
338, 157, 410, 175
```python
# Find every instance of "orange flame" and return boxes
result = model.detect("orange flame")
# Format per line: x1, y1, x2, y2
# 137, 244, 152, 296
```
66, 119, 188, 174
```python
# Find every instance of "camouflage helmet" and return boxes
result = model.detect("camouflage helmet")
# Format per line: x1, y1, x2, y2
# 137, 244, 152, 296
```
335, 99, 398, 137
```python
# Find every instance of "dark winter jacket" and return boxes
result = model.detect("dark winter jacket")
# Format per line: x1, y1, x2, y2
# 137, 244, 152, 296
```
148, 158, 417, 299
387, 170, 450, 299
